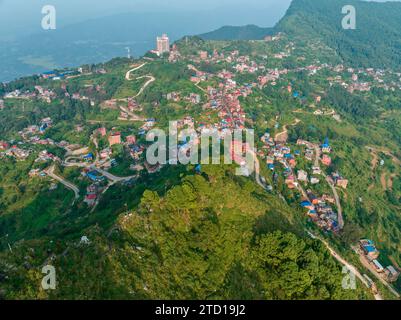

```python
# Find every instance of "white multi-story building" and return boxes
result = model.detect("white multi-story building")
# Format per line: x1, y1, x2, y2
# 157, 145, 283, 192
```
157, 33, 170, 55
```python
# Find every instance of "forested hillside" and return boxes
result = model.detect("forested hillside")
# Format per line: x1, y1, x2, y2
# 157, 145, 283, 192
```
275, 0, 401, 68
0, 165, 369, 299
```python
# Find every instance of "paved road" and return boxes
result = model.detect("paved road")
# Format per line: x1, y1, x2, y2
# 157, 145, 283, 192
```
125, 63, 147, 81
124, 63, 155, 98
307, 231, 383, 300
133, 75, 155, 98
91, 166, 137, 183
45, 165, 80, 201
353, 246, 400, 299
63, 158, 137, 184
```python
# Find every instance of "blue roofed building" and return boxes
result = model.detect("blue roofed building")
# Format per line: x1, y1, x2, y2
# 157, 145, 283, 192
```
321, 137, 331, 153
87, 171, 105, 182
83, 153, 94, 161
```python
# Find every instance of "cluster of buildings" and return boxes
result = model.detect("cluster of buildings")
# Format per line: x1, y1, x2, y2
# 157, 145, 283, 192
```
359, 239, 400, 283
41, 69, 76, 81
35, 150, 60, 163
127, 98, 142, 113
301, 191, 340, 232
0, 145, 30, 160
138, 118, 156, 136
3, 89, 36, 100
165, 92, 201, 105
326, 65, 401, 93
259, 134, 344, 232
34, 86, 56, 103
168, 44, 181, 63
18, 118, 53, 142
84, 183, 103, 207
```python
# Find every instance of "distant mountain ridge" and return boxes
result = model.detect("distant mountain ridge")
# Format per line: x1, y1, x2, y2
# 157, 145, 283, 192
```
198, 24, 273, 41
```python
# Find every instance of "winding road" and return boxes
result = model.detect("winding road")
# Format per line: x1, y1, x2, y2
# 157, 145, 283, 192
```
124, 62, 156, 98
45, 165, 80, 203
274, 119, 300, 143
307, 231, 383, 300
125, 63, 148, 80
133, 75, 156, 98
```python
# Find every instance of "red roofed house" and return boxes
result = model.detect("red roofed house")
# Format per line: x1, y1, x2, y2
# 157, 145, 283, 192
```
322, 154, 332, 166
97, 127, 107, 137
0, 141, 9, 150
84, 193, 97, 206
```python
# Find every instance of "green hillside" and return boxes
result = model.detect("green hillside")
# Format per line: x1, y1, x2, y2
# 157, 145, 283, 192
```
275, 0, 401, 68
1, 0, 401, 301
0, 165, 369, 299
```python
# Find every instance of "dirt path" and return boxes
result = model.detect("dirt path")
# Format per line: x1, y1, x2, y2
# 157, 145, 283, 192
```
119, 106, 145, 121
381, 172, 388, 190
388, 173, 397, 189
367, 146, 400, 191
274, 119, 300, 143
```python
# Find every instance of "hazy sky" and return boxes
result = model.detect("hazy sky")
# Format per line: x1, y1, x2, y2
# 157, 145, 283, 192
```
0, 0, 292, 40
0, 0, 398, 40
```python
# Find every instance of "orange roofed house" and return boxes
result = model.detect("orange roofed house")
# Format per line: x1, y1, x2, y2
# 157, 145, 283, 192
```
108, 132, 121, 146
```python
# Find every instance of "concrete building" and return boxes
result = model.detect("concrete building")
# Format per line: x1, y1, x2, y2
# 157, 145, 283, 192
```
297, 170, 308, 182
157, 34, 170, 55
360, 239, 380, 260
372, 260, 384, 273
384, 266, 400, 282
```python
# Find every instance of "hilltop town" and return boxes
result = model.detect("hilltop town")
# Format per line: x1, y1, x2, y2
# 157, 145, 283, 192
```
0, 31, 400, 300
